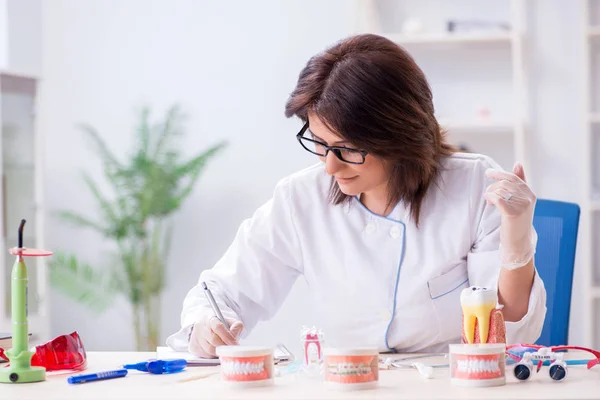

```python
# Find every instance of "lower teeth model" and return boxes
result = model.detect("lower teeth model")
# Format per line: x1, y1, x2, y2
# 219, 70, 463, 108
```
328, 363, 372, 376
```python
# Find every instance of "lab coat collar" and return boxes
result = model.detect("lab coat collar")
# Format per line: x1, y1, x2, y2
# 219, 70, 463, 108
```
351, 195, 409, 224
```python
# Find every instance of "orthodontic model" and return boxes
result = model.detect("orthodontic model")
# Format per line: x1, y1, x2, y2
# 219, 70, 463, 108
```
323, 352, 379, 386
327, 362, 373, 376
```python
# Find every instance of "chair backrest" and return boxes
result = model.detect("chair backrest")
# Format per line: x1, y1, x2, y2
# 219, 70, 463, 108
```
532, 199, 580, 346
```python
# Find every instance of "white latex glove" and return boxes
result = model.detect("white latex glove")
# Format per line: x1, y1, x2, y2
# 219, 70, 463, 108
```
484, 162, 537, 270
188, 315, 244, 358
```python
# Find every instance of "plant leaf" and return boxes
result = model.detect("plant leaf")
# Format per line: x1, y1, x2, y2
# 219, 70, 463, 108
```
137, 106, 151, 157
55, 104, 227, 342
56, 210, 108, 234
153, 105, 185, 158
81, 172, 130, 239
48, 252, 117, 314
78, 124, 123, 170
171, 141, 227, 207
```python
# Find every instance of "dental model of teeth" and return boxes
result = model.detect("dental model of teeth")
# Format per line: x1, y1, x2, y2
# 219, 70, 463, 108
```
460, 286, 506, 344
327, 362, 373, 377
323, 350, 380, 389
449, 343, 507, 387
221, 360, 267, 378
455, 358, 501, 375
215, 346, 274, 386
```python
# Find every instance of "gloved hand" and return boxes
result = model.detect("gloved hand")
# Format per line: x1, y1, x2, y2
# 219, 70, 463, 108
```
188, 315, 244, 358
484, 162, 537, 270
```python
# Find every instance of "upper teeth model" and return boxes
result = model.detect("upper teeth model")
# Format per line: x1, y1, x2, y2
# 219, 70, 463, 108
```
221, 360, 265, 376
456, 358, 500, 374
460, 286, 498, 344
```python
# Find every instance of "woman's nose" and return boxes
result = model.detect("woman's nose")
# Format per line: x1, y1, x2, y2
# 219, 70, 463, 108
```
324, 151, 343, 175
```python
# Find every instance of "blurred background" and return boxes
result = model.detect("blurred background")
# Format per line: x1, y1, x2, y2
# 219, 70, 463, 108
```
0, 0, 598, 357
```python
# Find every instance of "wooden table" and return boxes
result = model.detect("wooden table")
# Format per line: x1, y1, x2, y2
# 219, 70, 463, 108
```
1, 352, 599, 399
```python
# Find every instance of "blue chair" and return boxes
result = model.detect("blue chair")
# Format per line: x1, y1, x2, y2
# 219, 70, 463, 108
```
532, 199, 580, 346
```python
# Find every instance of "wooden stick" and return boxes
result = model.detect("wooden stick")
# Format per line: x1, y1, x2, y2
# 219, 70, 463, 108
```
177, 372, 219, 383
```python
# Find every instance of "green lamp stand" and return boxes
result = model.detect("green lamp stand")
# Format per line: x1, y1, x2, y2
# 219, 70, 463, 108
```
0, 219, 52, 384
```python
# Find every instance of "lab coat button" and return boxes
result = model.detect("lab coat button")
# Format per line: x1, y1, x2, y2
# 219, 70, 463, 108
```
381, 309, 393, 321
390, 226, 401, 239
365, 222, 376, 234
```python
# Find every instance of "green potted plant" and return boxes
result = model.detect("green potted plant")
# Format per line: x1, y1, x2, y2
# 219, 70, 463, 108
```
49, 105, 226, 351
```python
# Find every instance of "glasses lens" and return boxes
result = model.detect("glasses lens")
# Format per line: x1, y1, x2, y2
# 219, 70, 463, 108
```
300, 137, 327, 156
513, 364, 531, 381
549, 364, 567, 381
336, 148, 364, 164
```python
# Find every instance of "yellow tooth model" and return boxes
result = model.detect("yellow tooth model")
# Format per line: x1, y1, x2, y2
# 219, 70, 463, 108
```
460, 287, 498, 344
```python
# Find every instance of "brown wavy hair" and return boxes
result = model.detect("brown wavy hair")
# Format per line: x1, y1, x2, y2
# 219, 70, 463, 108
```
284, 33, 456, 226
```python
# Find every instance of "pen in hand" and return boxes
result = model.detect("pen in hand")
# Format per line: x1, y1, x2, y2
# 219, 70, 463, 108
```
188, 282, 243, 356
201, 281, 231, 331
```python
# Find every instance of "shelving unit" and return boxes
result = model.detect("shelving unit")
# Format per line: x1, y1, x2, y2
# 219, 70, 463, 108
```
438, 120, 515, 136
0, 71, 48, 343
358, 0, 530, 174
358, 0, 600, 345
385, 32, 514, 45
583, 0, 600, 349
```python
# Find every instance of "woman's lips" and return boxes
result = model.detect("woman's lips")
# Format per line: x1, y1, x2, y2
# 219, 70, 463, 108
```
336, 176, 358, 184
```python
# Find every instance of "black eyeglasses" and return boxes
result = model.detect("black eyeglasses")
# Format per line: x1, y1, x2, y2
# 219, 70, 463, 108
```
296, 123, 368, 165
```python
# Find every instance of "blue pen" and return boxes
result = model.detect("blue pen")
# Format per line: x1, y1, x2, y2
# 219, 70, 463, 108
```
67, 369, 128, 384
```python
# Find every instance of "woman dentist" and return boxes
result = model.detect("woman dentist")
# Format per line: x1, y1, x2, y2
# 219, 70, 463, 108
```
167, 34, 546, 358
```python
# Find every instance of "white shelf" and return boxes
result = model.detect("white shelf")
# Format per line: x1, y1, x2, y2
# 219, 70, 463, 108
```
591, 201, 600, 211
0, 69, 39, 80
384, 32, 514, 45
590, 113, 600, 123
589, 27, 600, 37
3, 164, 35, 170
439, 121, 515, 135
0, 71, 47, 340
592, 287, 600, 299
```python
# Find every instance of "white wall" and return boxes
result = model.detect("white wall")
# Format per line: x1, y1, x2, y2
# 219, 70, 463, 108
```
37, 0, 589, 353
5, 0, 42, 75
527, 0, 587, 347
39, 0, 359, 353
0, 0, 7, 69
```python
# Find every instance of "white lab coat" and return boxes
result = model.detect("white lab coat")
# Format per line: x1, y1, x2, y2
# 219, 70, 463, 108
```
167, 153, 546, 353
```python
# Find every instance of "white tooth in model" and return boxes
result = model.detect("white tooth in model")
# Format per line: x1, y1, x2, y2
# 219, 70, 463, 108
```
460, 286, 498, 344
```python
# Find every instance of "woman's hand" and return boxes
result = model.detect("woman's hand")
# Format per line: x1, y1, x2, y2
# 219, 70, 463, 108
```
484, 162, 537, 270
188, 315, 244, 358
